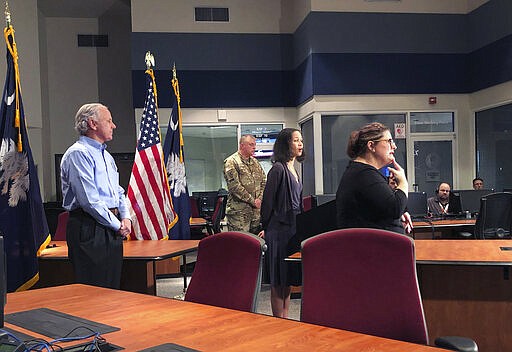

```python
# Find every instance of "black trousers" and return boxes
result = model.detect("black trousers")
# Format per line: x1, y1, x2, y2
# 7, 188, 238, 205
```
66, 209, 123, 289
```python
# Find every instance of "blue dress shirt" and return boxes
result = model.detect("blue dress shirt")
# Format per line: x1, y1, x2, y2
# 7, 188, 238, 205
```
60, 136, 129, 231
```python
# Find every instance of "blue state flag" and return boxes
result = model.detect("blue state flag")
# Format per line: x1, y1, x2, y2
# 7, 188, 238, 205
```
0, 24, 51, 292
163, 67, 191, 240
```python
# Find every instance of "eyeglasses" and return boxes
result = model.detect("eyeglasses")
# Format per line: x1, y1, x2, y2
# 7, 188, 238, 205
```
374, 139, 396, 146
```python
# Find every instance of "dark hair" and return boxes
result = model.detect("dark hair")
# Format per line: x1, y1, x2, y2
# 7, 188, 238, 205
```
436, 182, 451, 194
272, 128, 305, 163
473, 177, 483, 184
346, 122, 389, 159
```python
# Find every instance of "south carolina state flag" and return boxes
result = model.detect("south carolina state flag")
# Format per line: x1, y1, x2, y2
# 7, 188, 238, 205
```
163, 67, 191, 240
0, 23, 51, 292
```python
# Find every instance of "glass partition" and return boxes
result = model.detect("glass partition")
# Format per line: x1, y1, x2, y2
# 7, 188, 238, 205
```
321, 114, 406, 194
476, 103, 512, 191
301, 118, 314, 196
410, 112, 454, 133
413, 140, 453, 194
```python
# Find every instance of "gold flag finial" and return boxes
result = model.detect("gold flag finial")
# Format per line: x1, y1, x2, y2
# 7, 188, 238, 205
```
145, 51, 155, 70
172, 63, 177, 80
5, 0, 11, 27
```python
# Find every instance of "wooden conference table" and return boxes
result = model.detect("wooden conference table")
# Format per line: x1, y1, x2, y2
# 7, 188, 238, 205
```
416, 239, 512, 352
288, 239, 512, 352
36, 240, 199, 295
411, 218, 476, 239
4, 284, 448, 351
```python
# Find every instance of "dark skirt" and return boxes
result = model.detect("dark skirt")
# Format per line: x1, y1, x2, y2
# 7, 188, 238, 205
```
263, 218, 301, 287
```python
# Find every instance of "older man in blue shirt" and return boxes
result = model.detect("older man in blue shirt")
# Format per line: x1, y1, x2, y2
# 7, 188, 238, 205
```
60, 103, 131, 289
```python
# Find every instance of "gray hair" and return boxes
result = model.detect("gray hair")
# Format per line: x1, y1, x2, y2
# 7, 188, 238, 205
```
239, 134, 255, 144
74, 103, 106, 135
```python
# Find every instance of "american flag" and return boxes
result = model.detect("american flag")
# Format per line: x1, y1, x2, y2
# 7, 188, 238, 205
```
127, 69, 176, 240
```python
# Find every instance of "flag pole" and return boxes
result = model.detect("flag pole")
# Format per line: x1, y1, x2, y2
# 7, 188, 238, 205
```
3, 0, 22, 152
5, 0, 10, 27
171, 63, 184, 162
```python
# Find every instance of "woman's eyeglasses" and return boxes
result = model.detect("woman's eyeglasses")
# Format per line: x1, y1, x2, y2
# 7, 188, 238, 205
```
374, 139, 396, 147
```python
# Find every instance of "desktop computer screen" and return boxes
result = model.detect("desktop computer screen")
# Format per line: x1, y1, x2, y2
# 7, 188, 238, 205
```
191, 191, 218, 217
407, 192, 428, 218
447, 191, 462, 215
452, 189, 494, 215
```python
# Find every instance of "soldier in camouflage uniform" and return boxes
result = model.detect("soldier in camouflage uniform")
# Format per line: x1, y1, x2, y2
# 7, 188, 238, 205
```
223, 135, 266, 234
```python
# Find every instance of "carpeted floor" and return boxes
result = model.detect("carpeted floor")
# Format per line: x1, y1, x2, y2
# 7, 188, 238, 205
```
155, 253, 301, 321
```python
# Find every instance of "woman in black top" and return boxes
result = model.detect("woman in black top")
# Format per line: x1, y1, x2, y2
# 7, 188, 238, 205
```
336, 122, 409, 234
260, 128, 304, 318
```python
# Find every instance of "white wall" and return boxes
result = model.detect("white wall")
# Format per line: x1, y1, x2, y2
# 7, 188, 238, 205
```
131, 0, 488, 35
131, 0, 299, 33
135, 107, 298, 129
469, 80, 512, 112
310, 0, 488, 14
44, 17, 100, 199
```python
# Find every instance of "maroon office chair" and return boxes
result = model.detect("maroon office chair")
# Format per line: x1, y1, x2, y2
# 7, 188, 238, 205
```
53, 211, 69, 240
301, 228, 477, 352
302, 195, 313, 211
189, 196, 200, 217
185, 231, 266, 312
189, 196, 207, 238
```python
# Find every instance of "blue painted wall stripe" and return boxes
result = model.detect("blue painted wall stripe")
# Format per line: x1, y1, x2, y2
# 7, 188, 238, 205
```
131, 2, 512, 108
131, 32, 293, 71
132, 69, 296, 108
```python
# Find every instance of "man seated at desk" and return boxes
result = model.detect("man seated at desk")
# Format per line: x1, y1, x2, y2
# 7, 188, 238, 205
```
427, 182, 453, 216
426, 182, 473, 238
473, 177, 484, 190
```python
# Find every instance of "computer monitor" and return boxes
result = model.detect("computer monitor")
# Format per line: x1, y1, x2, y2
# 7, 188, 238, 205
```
448, 191, 462, 215
407, 192, 428, 218
312, 194, 336, 207
191, 191, 219, 218
291, 200, 337, 254
452, 189, 494, 215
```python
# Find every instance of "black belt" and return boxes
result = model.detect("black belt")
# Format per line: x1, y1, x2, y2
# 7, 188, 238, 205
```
71, 207, 119, 216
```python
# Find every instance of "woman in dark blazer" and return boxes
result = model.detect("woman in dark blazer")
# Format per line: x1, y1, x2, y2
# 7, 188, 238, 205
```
260, 127, 304, 318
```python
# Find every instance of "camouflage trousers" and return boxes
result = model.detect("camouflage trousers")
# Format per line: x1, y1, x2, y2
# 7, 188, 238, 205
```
226, 208, 261, 235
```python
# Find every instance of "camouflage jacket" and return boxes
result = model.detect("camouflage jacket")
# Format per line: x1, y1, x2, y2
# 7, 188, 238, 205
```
223, 151, 266, 211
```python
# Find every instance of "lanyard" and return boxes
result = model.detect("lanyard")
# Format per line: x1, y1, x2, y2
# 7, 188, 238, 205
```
438, 202, 449, 214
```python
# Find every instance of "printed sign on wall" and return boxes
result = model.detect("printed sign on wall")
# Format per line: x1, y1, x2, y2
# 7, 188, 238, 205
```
394, 123, 406, 139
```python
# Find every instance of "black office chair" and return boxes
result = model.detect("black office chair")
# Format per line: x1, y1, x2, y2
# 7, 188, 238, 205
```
474, 192, 512, 239
206, 195, 227, 235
